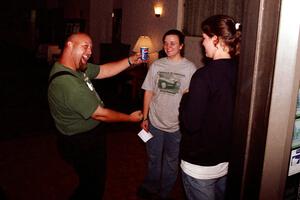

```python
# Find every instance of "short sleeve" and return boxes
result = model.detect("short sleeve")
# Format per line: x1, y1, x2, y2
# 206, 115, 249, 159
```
141, 63, 156, 91
85, 63, 100, 79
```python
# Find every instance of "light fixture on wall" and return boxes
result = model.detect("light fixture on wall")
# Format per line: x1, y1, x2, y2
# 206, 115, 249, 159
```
153, 1, 163, 17
133, 36, 154, 53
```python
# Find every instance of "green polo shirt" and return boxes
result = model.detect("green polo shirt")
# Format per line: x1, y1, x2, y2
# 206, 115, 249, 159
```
48, 62, 104, 135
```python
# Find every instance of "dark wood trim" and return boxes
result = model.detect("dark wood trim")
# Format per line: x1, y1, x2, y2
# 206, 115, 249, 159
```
226, 0, 281, 199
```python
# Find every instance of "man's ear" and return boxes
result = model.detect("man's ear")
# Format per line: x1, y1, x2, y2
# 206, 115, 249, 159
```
67, 41, 73, 48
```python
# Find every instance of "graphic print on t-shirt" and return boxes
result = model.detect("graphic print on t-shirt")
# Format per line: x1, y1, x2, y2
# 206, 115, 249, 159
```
157, 71, 184, 94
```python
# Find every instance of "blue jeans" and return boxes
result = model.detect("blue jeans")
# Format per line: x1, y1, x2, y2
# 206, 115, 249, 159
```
182, 171, 227, 200
141, 122, 181, 198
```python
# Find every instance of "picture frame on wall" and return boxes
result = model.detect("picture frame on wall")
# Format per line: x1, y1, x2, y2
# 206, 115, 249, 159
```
64, 19, 85, 38
58, 18, 85, 48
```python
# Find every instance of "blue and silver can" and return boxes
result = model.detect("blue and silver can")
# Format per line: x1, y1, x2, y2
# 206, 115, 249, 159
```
140, 47, 149, 61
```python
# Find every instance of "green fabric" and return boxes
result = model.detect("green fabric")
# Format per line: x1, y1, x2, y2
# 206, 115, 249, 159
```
48, 62, 104, 135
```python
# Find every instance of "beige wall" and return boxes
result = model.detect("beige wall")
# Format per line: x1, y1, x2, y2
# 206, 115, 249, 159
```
87, 0, 203, 66
121, 0, 203, 67
121, 0, 178, 53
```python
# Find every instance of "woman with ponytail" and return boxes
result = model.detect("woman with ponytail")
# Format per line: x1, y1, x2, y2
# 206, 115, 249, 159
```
179, 15, 242, 200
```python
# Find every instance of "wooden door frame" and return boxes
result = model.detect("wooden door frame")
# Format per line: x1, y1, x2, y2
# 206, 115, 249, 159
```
227, 0, 283, 199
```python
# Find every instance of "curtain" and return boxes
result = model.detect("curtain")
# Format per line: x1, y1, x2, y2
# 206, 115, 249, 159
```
183, 0, 243, 36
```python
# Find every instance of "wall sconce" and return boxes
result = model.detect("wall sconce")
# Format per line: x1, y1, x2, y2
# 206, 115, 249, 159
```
154, 2, 163, 17
133, 36, 154, 53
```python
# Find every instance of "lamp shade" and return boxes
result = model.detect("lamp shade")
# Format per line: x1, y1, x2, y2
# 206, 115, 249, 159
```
133, 36, 154, 53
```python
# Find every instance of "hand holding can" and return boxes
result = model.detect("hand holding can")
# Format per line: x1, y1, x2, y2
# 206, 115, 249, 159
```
140, 47, 149, 62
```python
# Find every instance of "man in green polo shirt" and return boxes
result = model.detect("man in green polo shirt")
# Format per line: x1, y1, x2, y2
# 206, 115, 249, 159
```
48, 32, 143, 200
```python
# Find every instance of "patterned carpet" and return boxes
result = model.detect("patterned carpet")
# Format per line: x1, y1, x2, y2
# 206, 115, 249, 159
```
0, 123, 185, 200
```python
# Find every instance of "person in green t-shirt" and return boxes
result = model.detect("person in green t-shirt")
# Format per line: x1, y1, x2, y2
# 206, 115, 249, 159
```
48, 32, 143, 200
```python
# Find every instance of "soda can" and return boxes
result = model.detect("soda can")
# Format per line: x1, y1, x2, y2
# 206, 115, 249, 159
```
140, 47, 149, 61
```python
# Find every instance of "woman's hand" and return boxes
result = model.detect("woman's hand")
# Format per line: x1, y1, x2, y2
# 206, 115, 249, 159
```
140, 119, 149, 132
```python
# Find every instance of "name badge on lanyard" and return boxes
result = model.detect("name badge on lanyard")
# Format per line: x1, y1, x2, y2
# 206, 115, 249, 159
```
83, 73, 94, 91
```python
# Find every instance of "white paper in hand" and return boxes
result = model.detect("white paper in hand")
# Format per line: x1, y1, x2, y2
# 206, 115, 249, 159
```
138, 129, 153, 143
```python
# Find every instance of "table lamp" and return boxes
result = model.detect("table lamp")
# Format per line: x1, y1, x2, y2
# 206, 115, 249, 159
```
133, 36, 154, 53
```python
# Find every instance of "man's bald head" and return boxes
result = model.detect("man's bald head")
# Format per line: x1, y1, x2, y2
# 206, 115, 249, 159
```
60, 32, 93, 71
64, 32, 92, 48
